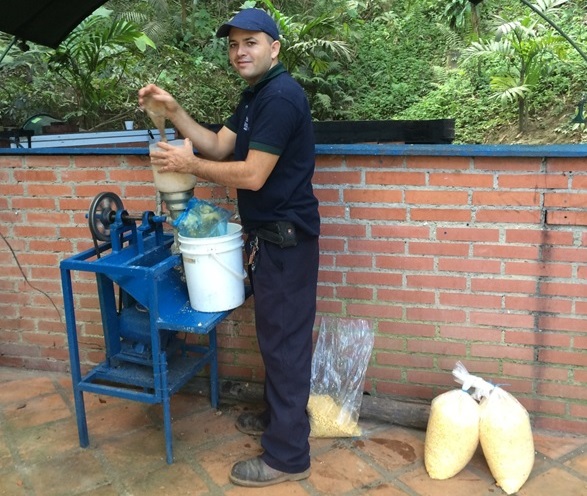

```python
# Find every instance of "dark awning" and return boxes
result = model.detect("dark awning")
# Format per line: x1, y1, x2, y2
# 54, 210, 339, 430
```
0, 1, 110, 48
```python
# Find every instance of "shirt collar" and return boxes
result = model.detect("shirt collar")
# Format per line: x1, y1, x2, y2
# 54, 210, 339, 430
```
243, 62, 286, 95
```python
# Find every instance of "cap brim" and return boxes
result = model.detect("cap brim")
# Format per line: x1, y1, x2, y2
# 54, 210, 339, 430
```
215, 23, 231, 38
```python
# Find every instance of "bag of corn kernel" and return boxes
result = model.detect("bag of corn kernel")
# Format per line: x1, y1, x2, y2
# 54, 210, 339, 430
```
308, 317, 373, 437
478, 387, 535, 495
424, 388, 480, 479
454, 362, 535, 495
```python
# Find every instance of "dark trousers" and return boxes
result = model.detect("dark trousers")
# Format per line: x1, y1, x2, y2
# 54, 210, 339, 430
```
246, 234, 319, 473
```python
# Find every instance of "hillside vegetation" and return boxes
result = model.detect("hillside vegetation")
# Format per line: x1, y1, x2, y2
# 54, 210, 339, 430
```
1, 0, 587, 144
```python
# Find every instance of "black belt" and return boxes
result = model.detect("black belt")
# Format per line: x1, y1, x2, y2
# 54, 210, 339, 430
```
251, 221, 313, 248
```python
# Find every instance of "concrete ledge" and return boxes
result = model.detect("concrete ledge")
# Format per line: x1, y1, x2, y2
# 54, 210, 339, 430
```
3, 142, 587, 157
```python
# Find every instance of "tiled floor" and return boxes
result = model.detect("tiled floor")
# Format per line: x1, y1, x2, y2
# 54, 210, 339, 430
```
0, 366, 586, 496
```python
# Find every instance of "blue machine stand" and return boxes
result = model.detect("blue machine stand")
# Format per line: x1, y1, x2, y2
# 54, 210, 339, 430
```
60, 192, 246, 464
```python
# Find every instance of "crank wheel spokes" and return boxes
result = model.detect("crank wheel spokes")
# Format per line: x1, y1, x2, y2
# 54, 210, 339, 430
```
88, 192, 124, 242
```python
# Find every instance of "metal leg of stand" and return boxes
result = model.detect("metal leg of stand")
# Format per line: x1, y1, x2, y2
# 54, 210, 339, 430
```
159, 352, 173, 464
60, 267, 89, 447
209, 327, 218, 409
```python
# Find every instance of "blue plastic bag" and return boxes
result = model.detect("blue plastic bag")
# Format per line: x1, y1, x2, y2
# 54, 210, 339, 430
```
172, 198, 232, 238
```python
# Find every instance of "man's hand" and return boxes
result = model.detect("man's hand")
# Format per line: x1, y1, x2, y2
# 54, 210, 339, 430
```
138, 84, 180, 116
150, 138, 197, 175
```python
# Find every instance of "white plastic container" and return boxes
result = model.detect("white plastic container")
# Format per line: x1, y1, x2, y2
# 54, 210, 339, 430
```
178, 223, 246, 312
149, 139, 197, 193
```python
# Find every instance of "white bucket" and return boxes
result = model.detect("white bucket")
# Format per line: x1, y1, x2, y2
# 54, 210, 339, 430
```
178, 223, 246, 312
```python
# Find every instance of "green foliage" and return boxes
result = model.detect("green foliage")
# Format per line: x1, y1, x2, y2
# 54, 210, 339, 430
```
463, 0, 571, 132
345, 11, 449, 120
2, 0, 586, 142
396, 68, 516, 143
46, 7, 155, 129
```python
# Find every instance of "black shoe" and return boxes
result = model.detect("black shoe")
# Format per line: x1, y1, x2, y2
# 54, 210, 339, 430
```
230, 456, 310, 487
235, 411, 268, 436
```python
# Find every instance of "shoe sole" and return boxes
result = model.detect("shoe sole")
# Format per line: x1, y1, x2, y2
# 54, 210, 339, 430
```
235, 419, 265, 436
229, 468, 311, 487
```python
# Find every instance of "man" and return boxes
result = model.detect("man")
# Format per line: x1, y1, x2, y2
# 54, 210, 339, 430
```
138, 8, 320, 488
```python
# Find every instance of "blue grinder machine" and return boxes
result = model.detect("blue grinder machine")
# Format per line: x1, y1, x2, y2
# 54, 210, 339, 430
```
60, 189, 243, 463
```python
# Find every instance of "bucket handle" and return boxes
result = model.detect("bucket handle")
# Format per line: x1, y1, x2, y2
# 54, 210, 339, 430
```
211, 253, 247, 280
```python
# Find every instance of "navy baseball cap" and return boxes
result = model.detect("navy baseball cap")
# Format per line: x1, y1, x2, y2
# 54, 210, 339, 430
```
216, 8, 279, 41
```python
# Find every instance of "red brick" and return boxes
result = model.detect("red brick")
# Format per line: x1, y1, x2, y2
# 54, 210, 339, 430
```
502, 362, 568, 381
547, 157, 587, 172
406, 339, 467, 355
350, 270, 402, 287
470, 343, 534, 361
379, 321, 436, 337
321, 223, 366, 238
539, 281, 587, 298
14, 170, 58, 182
371, 225, 431, 239
538, 381, 587, 400
571, 175, 587, 188
406, 156, 469, 170
377, 255, 434, 271
439, 325, 502, 342
378, 289, 435, 305
364, 171, 425, 186
346, 303, 402, 320
545, 192, 587, 208
498, 173, 568, 189
470, 311, 535, 329
474, 156, 541, 171
315, 154, 344, 167
429, 172, 493, 188
407, 275, 466, 290
314, 187, 339, 202
473, 191, 540, 206
336, 254, 373, 268
547, 210, 587, 226
439, 292, 502, 309
319, 205, 346, 219
437, 227, 499, 242
408, 242, 469, 257
475, 209, 542, 223
350, 207, 406, 221
406, 307, 466, 324
439, 258, 501, 274
570, 403, 587, 419
346, 155, 404, 168
473, 244, 539, 260
23, 155, 71, 168
343, 188, 403, 203
348, 239, 404, 254
505, 261, 573, 278
505, 229, 574, 245
505, 331, 571, 347
538, 350, 587, 368
410, 208, 472, 222
505, 296, 573, 313
376, 352, 434, 369
406, 190, 468, 205
336, 286, 373, 300
471, 277, 536, 294
313, 170, 362, 185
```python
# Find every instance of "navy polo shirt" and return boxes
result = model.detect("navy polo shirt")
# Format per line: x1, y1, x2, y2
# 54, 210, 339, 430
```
225, 62, 320, 237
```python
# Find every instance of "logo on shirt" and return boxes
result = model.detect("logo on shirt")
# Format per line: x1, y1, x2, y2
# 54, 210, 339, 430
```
243, 116, 249, 132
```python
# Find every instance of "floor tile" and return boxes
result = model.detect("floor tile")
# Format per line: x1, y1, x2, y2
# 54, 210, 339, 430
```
517, 466, 587, 495
1, 366, 587, 496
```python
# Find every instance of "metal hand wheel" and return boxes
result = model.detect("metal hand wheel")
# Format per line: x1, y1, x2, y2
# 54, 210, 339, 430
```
88, 192, 124, 242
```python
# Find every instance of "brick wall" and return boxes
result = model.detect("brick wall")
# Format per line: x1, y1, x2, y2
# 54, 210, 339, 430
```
0, 146, 586, 434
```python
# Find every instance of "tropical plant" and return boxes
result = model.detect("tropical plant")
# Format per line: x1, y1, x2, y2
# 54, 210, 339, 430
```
47, 7, 155, 129
463, 0, 570, 132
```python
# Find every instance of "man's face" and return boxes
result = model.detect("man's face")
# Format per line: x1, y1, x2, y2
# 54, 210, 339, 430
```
228, 28, 280, 85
